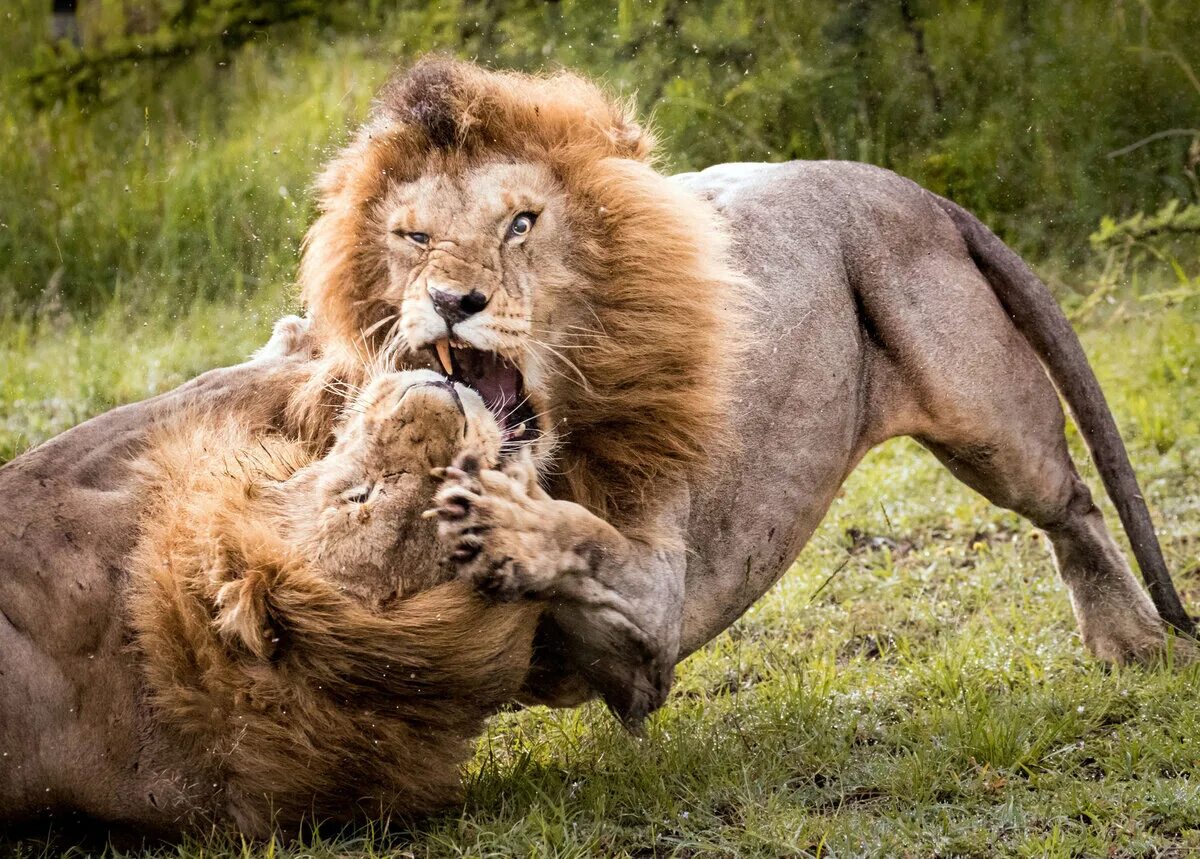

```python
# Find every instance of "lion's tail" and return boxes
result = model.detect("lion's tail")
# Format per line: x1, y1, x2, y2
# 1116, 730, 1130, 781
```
931, 193, 1194, 636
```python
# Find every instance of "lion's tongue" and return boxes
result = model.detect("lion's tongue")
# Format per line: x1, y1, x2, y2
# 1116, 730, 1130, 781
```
456, 349, 521, 426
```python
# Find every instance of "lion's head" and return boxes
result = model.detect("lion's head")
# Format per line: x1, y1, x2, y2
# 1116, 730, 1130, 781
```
273, 369, 501, 603
300, 59, 745, 527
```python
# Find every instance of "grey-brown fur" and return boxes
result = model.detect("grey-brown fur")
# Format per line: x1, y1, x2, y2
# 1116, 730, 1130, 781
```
0, 347, 313, 832
434, 160, 1193, 721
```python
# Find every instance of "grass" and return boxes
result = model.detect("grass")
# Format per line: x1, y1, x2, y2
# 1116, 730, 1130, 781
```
3, 284, 1199, 857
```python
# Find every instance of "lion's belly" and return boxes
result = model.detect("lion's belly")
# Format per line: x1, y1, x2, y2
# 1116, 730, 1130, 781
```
672, 162, 878, 655
0, 402, 211, 830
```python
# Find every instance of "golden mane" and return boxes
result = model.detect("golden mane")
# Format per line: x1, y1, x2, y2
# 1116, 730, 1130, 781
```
300, 58, 746, 527
126, 417, 537, 833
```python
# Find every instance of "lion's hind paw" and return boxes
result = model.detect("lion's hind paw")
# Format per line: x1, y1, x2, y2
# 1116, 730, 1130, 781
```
253, 314, 312, 361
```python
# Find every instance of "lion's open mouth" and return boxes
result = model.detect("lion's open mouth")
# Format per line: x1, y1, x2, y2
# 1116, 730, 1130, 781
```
430, 340, 538, 445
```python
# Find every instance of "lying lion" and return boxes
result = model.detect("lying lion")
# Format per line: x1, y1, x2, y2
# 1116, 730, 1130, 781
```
2, 327, 539, 836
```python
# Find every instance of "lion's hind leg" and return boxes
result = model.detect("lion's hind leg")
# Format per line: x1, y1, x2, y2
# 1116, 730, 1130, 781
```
869, 262, 1175, 665
844, 182, 1188, 664
920, 432, 1171, 665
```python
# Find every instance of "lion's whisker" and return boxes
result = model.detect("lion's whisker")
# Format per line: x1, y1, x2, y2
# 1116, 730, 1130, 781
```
360, 313, 398, 341
323, 378, 363, 396
346, 328, 376, 370
578, 303, 610, 337
374, 316, 408, 376
526, 339, 591, 390
546, 325, 609, 341
527, 333, 600, 349
497, 394, 535, 426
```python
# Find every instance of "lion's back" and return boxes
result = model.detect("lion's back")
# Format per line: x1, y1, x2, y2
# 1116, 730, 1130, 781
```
672, 159, 946, 254
669, 159, 963, 339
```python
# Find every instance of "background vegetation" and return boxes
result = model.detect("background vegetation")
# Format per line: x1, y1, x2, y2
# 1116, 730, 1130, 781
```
3, 0, 1199, 316
2, 1, 1198, 855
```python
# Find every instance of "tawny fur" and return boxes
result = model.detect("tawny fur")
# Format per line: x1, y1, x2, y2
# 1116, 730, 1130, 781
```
4, 61, 1191, 835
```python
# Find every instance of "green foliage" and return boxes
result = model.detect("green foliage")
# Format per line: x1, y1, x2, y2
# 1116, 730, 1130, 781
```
1093, 198, 1200, 248
1, 0, 1199, 314
1074, 198, 1200, 316
0, 28, 366, 312
21, 0, 330, 108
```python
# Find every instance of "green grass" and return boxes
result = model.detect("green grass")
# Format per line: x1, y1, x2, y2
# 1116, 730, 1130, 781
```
3, 284, 1199, 857
0, 285, 295, 463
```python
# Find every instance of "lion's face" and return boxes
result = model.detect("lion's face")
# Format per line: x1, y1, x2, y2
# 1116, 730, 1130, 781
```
278, 370, 500, 600
376, 162, 576, 459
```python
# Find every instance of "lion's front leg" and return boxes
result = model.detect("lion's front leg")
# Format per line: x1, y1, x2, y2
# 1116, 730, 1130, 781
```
428, 456, 686, 728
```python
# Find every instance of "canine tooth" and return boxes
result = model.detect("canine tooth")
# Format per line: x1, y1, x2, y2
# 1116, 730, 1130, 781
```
513, 422, 526, 436
435, 339, 453, 375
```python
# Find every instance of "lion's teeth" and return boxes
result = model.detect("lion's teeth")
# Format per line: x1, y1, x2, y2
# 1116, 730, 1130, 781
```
513, 422, 526, 437
435, 338, 453, 375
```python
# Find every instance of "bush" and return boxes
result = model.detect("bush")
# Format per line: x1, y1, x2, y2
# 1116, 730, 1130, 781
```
2, 0, 1198, 313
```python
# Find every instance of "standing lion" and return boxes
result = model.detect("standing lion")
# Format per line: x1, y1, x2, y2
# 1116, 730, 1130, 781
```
294, 58, 1194, 725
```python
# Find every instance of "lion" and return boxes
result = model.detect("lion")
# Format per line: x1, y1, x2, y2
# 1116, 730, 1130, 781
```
293, 58, 1195, 725
1, 55, 1194, 835
0, 327, 540, 836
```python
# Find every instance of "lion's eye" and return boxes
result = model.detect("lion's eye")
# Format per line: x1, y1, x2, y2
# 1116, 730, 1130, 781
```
506, 212, 538, 241
397, 230, 430, 247
341, 482, 374, 505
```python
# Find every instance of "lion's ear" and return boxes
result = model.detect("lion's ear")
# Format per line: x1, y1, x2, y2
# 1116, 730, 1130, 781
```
206, 536, 280, 660
610, 98, 656, 162
213, 569, 279, 660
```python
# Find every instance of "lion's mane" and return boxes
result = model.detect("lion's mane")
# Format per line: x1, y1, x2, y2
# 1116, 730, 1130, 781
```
125, 418, 536, 834
298, 59, 747, 527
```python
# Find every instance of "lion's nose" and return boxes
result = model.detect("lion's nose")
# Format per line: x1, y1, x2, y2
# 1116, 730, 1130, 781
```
428, 285, 489, 325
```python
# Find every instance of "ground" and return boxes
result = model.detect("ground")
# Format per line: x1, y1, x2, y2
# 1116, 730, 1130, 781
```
2, 287, 1198, 857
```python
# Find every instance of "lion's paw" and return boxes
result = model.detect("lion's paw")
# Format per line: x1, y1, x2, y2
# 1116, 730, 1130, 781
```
253, 315, 312, 361
427, 454, 677, 731
427, 456, 563, 600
